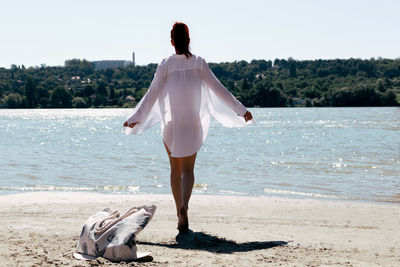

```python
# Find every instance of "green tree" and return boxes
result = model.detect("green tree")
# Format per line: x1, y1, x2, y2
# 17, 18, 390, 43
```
375, 78, 385, 92
304, 86, 320, 99
65, 59, 94, 76
39, 97, 48, 108
37, 85, 49, 100
104, 68, 114, 82
94, 94, 107, 106
312, 97, 327, 107
84, 85, 94, 97
289, 60, 297, 78
50, 86, 72, 108
251, 80, 287, 107
72, 97, 87, 108
24, 77, 37, 108
96, 82, 108, 96
380, 89, 398, 106
109, 87, 116, 99
6, 93, 22, 108
241, 78, 250, 91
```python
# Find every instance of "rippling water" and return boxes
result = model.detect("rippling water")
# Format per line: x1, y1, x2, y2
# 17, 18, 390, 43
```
0, 108, 399, 202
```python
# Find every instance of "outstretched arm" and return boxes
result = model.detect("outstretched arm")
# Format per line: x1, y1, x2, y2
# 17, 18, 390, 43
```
123, 61, 166, 128
201, 59, 251, 119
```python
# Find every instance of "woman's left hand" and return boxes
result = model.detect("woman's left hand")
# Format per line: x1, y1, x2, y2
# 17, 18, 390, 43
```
123, 121, 137, 128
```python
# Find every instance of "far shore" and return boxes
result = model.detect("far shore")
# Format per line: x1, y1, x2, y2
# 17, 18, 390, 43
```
0, 192, 399, 266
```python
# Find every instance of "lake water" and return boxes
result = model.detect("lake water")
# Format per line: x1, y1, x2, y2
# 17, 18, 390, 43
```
0, 108, 399, 202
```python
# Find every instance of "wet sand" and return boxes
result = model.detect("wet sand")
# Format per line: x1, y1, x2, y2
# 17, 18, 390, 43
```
0, 192, 399, 266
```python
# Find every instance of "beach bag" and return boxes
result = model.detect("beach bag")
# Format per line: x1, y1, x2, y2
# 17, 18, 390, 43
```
73, 205, 156, 261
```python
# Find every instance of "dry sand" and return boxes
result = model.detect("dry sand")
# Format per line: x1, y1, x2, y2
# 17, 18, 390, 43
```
0, 192, 399, 266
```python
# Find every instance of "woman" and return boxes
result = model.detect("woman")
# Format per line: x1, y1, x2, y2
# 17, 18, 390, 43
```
123, 22, 253, 233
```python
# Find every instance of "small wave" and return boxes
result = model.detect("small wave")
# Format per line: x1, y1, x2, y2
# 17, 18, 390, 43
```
373, 194, 400, 203
263, 187, 353, 200
274, 182, 292, 187
59, 176, 75, 180
192, 183, 209, 193
97, 185, 140, 192
144, 184, 164, 189
19, 174, 38, 179
297, 184, 339, 193
384, 126, 400, 131
122, 165, 135, 169
193, 183, 208, 188
215, 190, 249, 195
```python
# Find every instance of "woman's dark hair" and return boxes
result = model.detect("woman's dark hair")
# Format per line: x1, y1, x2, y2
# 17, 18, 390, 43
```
171, 22, 192, 58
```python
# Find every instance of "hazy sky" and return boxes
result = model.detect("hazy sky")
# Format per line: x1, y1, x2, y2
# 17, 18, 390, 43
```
1, 0, 399, 68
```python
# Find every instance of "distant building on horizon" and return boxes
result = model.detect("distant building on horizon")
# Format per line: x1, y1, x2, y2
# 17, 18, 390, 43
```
92, 51, 135, 70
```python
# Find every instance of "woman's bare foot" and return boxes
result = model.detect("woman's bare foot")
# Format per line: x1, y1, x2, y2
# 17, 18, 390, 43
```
177, 206, 189, 233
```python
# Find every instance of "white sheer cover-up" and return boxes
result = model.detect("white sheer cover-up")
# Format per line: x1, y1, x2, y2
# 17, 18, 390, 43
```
125, 54, 252, 157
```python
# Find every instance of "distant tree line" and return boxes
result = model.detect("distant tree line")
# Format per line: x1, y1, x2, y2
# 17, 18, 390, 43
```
0, 57, 399, 109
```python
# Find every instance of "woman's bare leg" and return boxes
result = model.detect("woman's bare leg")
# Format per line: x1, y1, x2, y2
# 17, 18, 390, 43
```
181, 153, 196, 210
164, 142, 182, 217
178, 153, 196, 232
164, 142, 197, 232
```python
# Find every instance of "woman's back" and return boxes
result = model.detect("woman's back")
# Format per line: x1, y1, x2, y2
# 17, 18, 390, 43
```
160, 54, 207, 157
163, 54, 203, 115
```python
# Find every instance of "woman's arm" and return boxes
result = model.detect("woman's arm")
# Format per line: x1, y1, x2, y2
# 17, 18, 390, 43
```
124, 60, 166, 128
201, 58, 249, 118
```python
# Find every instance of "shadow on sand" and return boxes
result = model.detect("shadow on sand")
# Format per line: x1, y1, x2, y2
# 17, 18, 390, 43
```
138, 230, 287, 254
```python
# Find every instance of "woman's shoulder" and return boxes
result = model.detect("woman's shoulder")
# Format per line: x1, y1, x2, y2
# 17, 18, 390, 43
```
160, 54, 206, 69
163, 54, 206, 62
194, 55, 206, 64
188, 55, 208, 70
192, 55, 209, 71
191, 54, 206, 63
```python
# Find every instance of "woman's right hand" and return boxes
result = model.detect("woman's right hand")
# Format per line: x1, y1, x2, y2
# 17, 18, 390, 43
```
123, 121, 137, 128
243, 111, 253, 122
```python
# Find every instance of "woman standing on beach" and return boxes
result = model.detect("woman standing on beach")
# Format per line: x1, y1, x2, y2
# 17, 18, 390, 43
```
123, 22, 253, 233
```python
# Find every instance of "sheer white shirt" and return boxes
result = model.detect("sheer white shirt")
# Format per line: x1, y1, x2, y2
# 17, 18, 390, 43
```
125, 54, 251, 157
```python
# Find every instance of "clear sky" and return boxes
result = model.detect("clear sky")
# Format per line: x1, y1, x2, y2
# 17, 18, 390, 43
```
1, 0, 399, 68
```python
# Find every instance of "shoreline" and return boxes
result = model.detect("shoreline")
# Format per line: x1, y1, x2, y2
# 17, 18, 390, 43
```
1, 192, 399, 266
1, 189, 399, 205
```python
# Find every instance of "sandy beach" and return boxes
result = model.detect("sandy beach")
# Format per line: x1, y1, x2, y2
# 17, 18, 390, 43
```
0, 192, 399, 266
